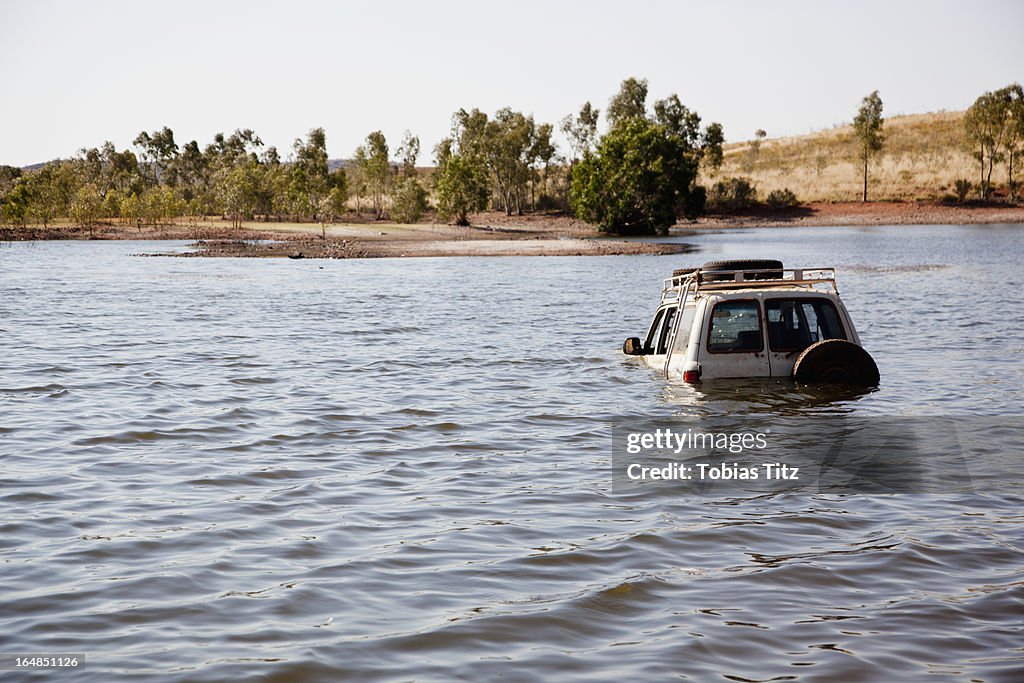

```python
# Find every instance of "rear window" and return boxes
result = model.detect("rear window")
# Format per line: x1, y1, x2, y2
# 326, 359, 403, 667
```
707, 300, 763, 353
765, 298, 845, 351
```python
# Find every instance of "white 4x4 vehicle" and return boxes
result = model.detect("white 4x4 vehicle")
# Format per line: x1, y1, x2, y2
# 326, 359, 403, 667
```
624, 259, 879, 385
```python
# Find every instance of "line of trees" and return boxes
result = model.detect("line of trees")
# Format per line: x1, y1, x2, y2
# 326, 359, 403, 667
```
0, 77, 726, 236
854, 84, 1024, 204
4, 80, 1022, 236
431, 78, 723, 233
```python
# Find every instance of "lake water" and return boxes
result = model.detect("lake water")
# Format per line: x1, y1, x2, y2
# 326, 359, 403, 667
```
1, 225, 1022, 682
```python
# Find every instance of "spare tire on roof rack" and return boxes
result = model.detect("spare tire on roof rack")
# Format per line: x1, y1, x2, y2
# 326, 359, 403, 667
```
700, 259, 783, 281
672, 267, 698, 277
792, 339, 880, 386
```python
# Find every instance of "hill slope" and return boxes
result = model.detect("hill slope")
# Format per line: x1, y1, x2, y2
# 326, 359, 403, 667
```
707, 111, 986, 202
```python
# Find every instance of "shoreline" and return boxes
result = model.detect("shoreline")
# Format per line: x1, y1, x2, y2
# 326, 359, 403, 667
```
692, 201, 1024, 229
2, 201, 1022, 258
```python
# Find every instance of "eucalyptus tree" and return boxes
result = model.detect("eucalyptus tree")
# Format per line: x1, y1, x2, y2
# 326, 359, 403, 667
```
529, 122, 556, 208
290, 128, 330, 220
433, 135, 488, 226
454, 107, 543, 215
74, 141, 143, 199
70, 183, 103, 228
653, 94, 702, 148
356, 131, 391, 219
702, 122, 725, 175
853, 91, 884, 202
999, 84, 1024, 200
348, 146, 369, 214
0, 164, 21, 193
607, 77, 648, 128
964, 87, 1014, 201
1, 181, 30, 226
561, 101, 600, 164
395, 131, 421, 179
26, 163, 77, 227
392, 131, 428, 223
133, 126, 179, 186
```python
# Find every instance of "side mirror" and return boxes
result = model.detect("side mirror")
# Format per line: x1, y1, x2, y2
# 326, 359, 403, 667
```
623, 337, 644, 355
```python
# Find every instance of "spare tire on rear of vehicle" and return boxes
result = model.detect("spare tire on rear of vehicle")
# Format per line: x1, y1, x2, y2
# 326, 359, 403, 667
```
672, 267, 698, 277
792, 339, 880, 386
701, 259, 783, 281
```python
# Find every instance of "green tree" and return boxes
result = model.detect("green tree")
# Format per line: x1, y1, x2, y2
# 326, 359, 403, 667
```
0, 164, 22, 195
357, 131, 390, 219
348, 146, 369, 214
133, 126, 179, 186
702, 122, 725, 175
120, 192, 142, 231
999, 84, 1023, 201
175, 140, 210, 202
965, 89, 1011, 201
561, 101, 600, 164
395, 131, 421, 179
433, 137, 489, 226
653, 94, 702, 148
392, 131, 427, 223
318, 187, 348, 236
290, 128, 330, 220
2, 181, 31, 227
103, 188, 124, 221
140, 185, 180, 226
26, 164, 76, 228
218, 162, 264, 227
391, 177, 429, 223
569, 117, 703, 235
70, 183, 103, 229
853, 91, 885, 202
108, 147, 144, 196
0, 165, 27, 226
454, 107, 541, 215
74, 141, 144, 201
328, 168, 348, 203
529, 122, 556, 208
607, 77, 648, 128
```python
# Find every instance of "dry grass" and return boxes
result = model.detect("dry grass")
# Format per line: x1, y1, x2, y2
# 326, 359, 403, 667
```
704, 111, 999, 202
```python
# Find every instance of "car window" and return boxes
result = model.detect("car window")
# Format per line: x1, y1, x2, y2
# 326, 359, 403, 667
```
657, 308, 677, 354
644, 309, 665, 353
707, 300, 762, 353
765, 298, 845, 351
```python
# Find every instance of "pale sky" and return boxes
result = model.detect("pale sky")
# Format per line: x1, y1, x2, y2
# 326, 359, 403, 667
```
1, 0, 1022, 167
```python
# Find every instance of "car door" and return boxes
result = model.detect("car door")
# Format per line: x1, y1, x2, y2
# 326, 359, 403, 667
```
764, 297, 848, 376
699, 298, 770, 379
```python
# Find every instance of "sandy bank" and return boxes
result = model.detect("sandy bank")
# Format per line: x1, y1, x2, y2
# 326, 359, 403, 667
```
3, 203, 1022, 259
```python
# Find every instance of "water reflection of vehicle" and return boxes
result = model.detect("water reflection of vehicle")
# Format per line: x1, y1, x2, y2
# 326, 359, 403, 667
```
624, 259, 879, 385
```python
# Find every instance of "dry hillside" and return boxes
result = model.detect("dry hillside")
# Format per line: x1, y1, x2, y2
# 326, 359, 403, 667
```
705, 111, 997, 203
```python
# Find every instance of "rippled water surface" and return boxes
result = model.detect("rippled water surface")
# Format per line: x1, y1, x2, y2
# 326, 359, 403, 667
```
2, 225, 1023, 682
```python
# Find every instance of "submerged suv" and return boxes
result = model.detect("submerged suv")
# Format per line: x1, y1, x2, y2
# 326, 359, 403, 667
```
623, 259, 879, 385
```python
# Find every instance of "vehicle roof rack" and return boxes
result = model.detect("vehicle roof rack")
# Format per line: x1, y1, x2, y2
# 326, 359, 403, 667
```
661, 267, 838, 305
